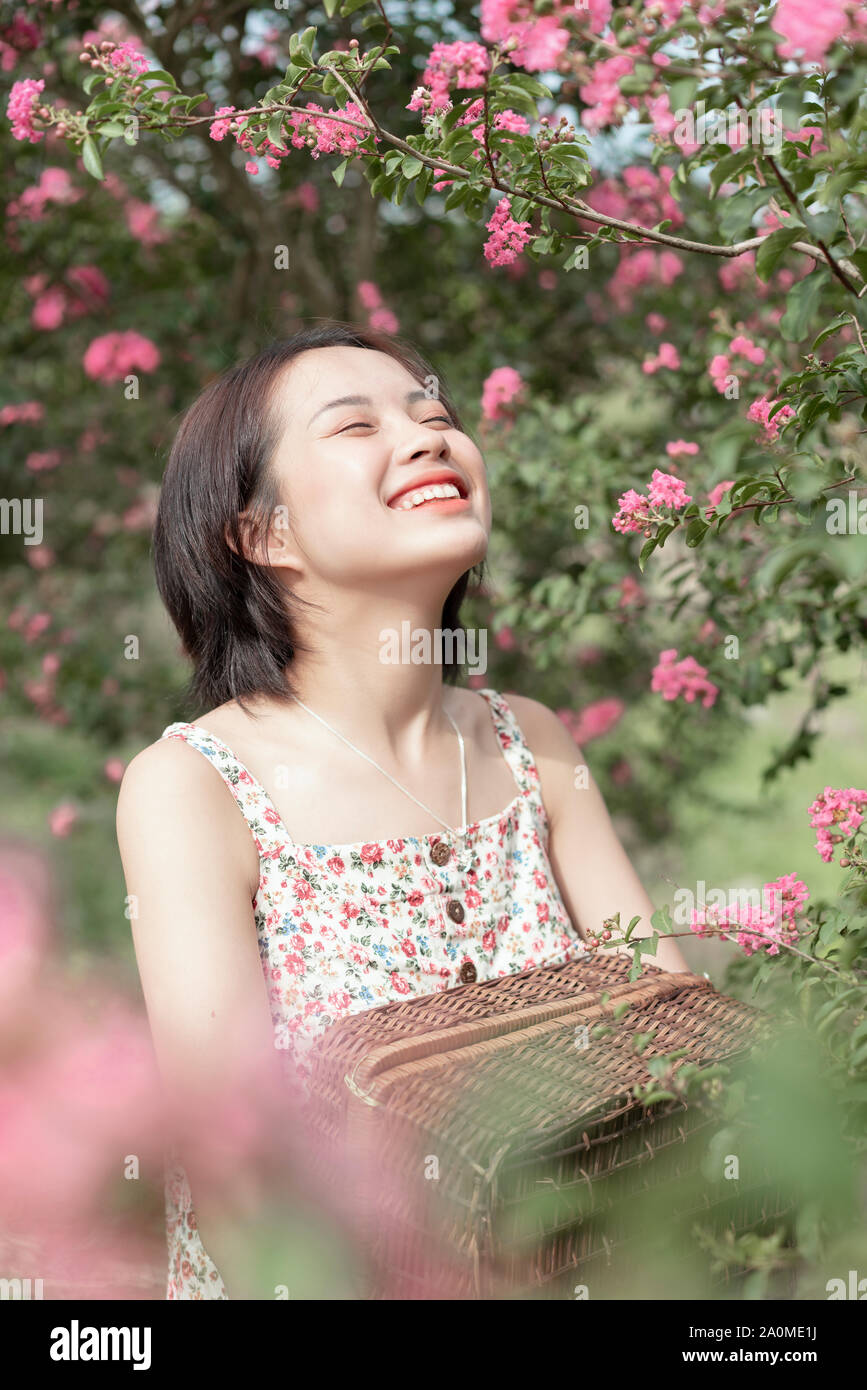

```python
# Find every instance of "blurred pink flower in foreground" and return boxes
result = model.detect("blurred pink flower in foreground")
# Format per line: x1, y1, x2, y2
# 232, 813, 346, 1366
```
557, 698, 624, 744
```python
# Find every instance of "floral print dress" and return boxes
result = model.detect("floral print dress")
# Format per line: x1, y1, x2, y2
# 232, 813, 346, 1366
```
158, 687, 583, 1298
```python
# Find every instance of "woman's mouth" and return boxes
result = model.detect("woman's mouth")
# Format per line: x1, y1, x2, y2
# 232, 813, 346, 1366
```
387, 478, 470, 512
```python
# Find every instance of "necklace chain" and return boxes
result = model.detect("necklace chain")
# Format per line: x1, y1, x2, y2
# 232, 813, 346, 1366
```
291, 696, 468, 838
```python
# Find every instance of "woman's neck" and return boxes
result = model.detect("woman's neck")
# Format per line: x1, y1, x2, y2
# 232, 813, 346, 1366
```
280, 591, 467, 756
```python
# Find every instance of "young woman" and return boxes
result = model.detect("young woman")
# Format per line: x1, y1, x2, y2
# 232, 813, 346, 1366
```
116, 321, 689, 1301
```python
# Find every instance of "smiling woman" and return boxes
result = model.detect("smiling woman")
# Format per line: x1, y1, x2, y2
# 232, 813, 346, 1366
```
116, 320, 688, 1301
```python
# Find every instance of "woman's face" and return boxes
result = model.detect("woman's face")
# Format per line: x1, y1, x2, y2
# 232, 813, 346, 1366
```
260, 346, 491, 596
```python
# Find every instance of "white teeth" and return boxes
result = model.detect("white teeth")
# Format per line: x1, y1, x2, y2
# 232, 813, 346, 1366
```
393, 481, 462, 510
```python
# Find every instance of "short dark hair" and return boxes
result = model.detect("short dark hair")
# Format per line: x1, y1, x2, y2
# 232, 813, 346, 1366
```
153, 321, 485, 716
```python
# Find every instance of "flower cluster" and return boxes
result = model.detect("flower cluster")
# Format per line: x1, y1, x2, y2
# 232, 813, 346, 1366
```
651, 649, 719, 708
689, 873, 809, 957
642, 342, 680, 374
557, 698, 624, 745
483, 196, 532, 267
82, 330, 160, 381
6, 76, 44, 141
481, 365, 524, 422
807, 786, 867, 864
746, 395, 796, 442
612, 468, 692, 534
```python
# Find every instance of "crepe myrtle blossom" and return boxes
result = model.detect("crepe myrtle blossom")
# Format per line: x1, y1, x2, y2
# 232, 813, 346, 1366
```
612, 469, 692, 534
414, 39, 490, 111
747, 394, 796, 442
807, 786, 867, 864
690, 873, 809, 958
651, 649, 719, 708
481, 0, 612, 72
481, 365, 524, 422
6, 76, 45, 141
773, 0, 865, 65
666, 440, 699, 459
0, 400, 44, 426
557, 698, 624, 745
642, 342, 680, 374
729, 334, 766, 365
483, 196, 532, 266
83, 331, 160, 381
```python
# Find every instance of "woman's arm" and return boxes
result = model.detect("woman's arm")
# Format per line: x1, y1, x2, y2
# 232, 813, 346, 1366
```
116, 738, 288, 1298
506, 694, 691, 974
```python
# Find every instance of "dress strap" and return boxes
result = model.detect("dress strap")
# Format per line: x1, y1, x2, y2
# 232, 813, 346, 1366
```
474, 689, 544, 803
160, 722, 294, 858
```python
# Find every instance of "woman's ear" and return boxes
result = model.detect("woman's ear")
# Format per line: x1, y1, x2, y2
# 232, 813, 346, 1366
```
225, 507, 303, 577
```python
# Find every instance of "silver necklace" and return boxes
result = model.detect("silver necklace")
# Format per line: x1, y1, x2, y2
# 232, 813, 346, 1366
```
291, 695, 468, 838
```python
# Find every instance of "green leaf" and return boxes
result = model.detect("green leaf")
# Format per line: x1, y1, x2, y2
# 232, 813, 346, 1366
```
83, 71, 105, 96
755, 227, 801, 282
812, 314, 852, 350
780, 271, 827, 342
81, 136, 104, 181
332, 156, 349, 187
637, 535, 658, 572
685, 518, 709, 547
96, 121, 126, 138
401, 154, 423, 178
298, 26, 317, 59
267, 113, 285, 147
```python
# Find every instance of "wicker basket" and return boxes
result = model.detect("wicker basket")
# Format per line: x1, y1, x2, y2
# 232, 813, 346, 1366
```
304, 952, 788, 1299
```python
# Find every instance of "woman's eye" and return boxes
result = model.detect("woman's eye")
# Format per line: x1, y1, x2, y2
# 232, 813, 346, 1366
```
337, 416, 451, 434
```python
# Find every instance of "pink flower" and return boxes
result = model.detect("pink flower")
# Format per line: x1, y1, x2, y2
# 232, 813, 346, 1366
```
494, 626, 516, 651
209, 105, 237, 141
417, 39, 490, 107
648, 468, 691, 508
368, 306, 399, 334
26, 450, 61, 472
618, 574, 644, 608
360, 843, 384, 864
0, 400, 44, 426
643, 342, 681, 374
651, 649, 718, 708
481, 365, 524, 422
483, 196, 532, 267
666, 440, 699, 458
107, 40, 149, 75
104, 758, 126, 783
729, 334, 766, 366
747, 395, 796, 442
709, 354, 732, 393
6, 77, 44, 142
690, 873, 809, 957
49, 802, 78, 837
124, 200, 167, 245
579, 54, 633, 131
83, 331, 160, 381
774, 0, 851, 64
612, 487, 650, 535
807, 786, 867, 863
557, 698, 625, 745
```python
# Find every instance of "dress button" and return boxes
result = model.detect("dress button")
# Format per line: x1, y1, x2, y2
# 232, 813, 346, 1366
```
431, 842, 450, 866
447, 899, 465, 924
459, 961, 477, 984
